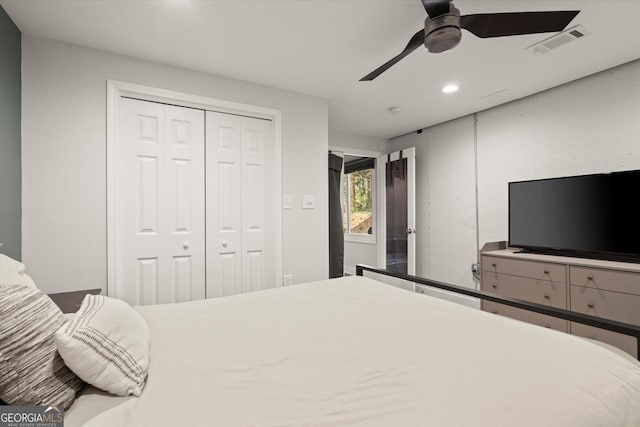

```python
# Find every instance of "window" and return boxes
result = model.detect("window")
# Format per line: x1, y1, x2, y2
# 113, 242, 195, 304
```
342, 156, 375, 243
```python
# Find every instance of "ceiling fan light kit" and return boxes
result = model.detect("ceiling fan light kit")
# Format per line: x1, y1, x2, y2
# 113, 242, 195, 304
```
424, 5, 461, 53
360, 0, 580, 81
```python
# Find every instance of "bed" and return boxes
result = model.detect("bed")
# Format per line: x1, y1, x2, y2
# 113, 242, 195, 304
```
2, 254, 640, 426
57, 273, 640, 427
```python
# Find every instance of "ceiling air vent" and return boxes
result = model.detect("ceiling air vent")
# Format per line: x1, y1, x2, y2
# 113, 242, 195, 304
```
526, 25, 587, 55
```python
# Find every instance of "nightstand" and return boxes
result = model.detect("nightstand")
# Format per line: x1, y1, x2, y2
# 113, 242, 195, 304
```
48, 288, 102, 313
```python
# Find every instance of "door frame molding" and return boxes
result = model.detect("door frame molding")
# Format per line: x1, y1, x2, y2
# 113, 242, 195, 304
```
106, 80, 283, 298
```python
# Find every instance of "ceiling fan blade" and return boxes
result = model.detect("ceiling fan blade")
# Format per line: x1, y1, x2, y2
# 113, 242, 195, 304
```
421, 0, 451, 18
460, 10, 579, 38
360, 29, 425, 81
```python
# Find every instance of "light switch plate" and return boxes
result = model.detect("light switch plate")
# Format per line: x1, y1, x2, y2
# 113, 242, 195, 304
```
302, 195, 315, 209
283, 194, 292, 209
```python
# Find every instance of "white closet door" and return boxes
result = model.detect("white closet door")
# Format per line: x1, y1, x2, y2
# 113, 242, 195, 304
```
206, 112, 243, 297
206, 111, 272, 297
117, 98, 205, 305
165, 105, 206, 303
242, 117, 271, 293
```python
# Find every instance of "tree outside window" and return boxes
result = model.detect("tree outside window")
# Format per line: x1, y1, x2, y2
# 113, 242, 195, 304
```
343, 163, 374, 238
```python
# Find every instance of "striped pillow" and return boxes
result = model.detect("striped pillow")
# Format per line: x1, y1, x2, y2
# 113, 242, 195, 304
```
0, 285, 83, 409
54, 294, 150, 397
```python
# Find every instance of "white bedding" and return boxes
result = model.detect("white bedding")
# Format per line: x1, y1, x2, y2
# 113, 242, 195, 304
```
65, 276, 640, 426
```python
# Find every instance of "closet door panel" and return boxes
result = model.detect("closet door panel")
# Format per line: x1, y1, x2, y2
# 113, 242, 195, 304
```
242, 117, 270, 293
206, 112, 274, 297
116, 98, 205, 305
206, 112, 243, 297
165, 105, 206, 302
118, 98, 166, 305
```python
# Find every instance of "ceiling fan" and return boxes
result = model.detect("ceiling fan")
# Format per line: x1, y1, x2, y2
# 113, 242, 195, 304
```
360, 0, 579, 81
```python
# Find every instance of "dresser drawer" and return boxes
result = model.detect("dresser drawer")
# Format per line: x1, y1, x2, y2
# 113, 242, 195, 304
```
483, 301, 568, 333
571, 323, 637, 359
482, 271, 566, 307
570, 286, 640, 325
570, 266, 640, 295
482, 255, 566, 283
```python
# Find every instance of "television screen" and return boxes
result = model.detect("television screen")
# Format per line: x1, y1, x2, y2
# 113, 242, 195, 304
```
508, 170, 640, 261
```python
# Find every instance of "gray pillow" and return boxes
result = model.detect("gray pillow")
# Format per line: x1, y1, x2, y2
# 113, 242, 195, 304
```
0, 284, 83, 409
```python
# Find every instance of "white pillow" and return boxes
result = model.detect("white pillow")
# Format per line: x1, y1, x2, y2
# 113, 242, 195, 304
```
0, 254, 36, 288
54, 294, 150, 397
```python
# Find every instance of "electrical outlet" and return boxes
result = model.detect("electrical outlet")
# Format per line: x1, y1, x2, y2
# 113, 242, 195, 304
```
283, 194, 292, 209
302, 195, 315, 209
283, 274, 293, 286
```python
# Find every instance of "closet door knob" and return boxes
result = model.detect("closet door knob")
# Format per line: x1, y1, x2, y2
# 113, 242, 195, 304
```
182, 242, 189, 250
222, 241, 228, 248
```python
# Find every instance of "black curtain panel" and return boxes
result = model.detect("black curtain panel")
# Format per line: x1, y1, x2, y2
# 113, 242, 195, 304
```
328, 153, 344, 278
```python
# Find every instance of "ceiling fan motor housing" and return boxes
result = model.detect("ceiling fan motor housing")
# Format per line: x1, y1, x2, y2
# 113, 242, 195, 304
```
424, 5, 461, 53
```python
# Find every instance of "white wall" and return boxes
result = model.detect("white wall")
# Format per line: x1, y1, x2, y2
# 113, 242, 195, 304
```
477, 61, 640, 247
329, 130, 389, 154
22, 36, 329, 294
328, 130, 388, 274
390, 59, 640, 298
390, 117, 477, 290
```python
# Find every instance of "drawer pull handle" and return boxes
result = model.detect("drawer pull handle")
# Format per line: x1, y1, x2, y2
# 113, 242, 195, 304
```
491, 284, 497, 289
543, 270, 549, 274
587, 303, 594, 309
544, 324, 551, 328
492, 263, 496, 267
543, 294, 550, 300
587, 276, 593, 281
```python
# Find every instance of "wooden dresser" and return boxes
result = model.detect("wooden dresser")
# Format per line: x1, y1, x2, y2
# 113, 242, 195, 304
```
481, 249, 640, 357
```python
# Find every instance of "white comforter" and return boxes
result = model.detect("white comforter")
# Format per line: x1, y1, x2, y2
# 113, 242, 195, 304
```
66, 276, 640, 426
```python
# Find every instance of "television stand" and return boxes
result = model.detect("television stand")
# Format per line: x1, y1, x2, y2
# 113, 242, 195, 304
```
480, 248, 640, 358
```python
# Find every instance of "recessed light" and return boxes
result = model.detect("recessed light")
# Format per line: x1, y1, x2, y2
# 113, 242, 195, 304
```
442, 84, 459, 93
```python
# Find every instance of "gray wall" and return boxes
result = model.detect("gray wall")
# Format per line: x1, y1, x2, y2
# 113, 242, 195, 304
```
0, 5, 21, 260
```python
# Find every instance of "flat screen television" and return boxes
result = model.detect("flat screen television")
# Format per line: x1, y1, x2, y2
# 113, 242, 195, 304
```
508, 170, 640, 263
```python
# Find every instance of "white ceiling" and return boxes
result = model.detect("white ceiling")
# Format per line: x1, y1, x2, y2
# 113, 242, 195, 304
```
3, 0, 640, 139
